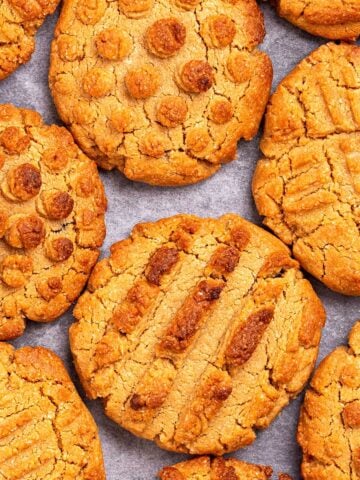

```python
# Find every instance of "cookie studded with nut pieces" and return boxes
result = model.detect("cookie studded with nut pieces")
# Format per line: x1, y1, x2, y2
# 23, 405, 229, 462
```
0, 0, 60, 80
0, 104, 107, 340
0, 344, 105, 479
49, 0, 272, 187
298, 321, 360, 480
70, 213, 325, 454
272, 0, 360, 40
253, 43, 360, 296
158, 456, 293, 480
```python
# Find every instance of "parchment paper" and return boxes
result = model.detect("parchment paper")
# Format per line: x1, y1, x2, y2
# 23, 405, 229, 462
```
0, 4, 359, 478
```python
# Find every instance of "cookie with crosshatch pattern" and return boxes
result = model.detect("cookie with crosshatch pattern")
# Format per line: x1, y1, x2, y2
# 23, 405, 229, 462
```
70, 213, 325, 454
158, 456, 293, 480
49, 0, 272, 186
0, 104, 106, 340
0, 0, 60, 80
0, 343, 105, 479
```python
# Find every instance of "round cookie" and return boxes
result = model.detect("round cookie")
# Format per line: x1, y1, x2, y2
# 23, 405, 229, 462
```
0, 0, 60, 80
272, 0, 360, 41
0, 104, 107, 340
0, 343, 105, 479
49, 0, 272, 187
158, 456, 292, 480
70, 213, 325, 455
253, 43, 360, 296
298, 321, 360, 480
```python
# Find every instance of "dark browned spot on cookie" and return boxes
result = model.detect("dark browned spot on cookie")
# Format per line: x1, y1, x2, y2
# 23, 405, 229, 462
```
209, 245, 240, 276
0, 127, 30, 154
212, 458, 239, 480
159, 467, 185, 480
7, 164, 42, 201
146, 18, 186, 58
43, 192, 74, 220
178, 60, 215, 93
145, 247, 179, 285
226, 307, 274, 367
46, 238, 74, 262
130, 392, 167, 410
5, 215, 46, 249
343, 401, 360, 428
210, 99, 234, 124
37, 276, 63, 301
231, 225, 251, 250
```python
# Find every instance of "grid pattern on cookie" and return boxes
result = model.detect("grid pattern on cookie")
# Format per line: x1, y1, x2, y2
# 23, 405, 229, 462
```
0, 0, 60, 80
298, 322, 360, 480
253, 43, 360, 296
70, 214, 325, 455
0, 104, 106, 341
274, 0, 360, 40
158, 456, 288, 480
49, 0, 272, 186
0, 344, 105, 479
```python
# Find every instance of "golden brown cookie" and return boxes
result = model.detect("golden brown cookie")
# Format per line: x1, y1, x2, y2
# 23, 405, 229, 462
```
158, 456, 292, 480
70, 213, 325, 455
272, 0, 360, 40
0, 343, 105, 479
0, 104, 107, 341
253, 43, 360, 296
0, 0, 60, 80
298, 321, 360, 480
49, 0, 272, 186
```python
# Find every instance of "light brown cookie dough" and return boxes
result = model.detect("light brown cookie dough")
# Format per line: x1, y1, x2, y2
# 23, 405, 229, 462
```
272, 0, 360, 41
253, 43, 360, 296
158, 456, 293, 480
298, 321, 360, 480
70, 213, 325, 455
49, 0, 272, 187
0, 343, 106, 479
0, 104, 107, 340
0, 0, 60, 80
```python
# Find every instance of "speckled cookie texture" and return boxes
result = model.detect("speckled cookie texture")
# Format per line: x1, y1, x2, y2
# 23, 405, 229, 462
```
272, 0, 360, 40
253, 43, 360, 296
70, 213, 325, 455
298, 321, 360, 480
49, 0, 273, 187
0, 343, 106, 479
0, 104, 107, 341
0, 0, 60, 80
158, 456, 293, 480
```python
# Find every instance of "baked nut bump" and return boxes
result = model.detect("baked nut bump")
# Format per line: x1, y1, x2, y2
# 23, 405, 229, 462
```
6, 163, 42, 201
0, 345, 106, 479
0, 0, 60, 80
252, 43, 360, 295
201, 15, 237, 48
95, 28, 132, 61
157, 97, 188, 128
0, 127, 30, 154
125, 65, 160, 99
177, 60, 215, 93
158, 456, 292, 480
119, 0, 154, 18
70, 214, 325, 455
50, 0, 272, 186
82, 67, 114, 98
298, 321, 360, 480
145, 18, 186, 58
0, 104, 106, 341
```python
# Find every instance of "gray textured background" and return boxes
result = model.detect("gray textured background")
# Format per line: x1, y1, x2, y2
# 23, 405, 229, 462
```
0, 3, 359, 479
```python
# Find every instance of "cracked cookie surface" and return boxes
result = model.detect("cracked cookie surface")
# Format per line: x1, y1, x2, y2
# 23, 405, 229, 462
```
70, 213, 325, 454
49, 0, 272, 187
298, 321, 360, 480
0, 343, 105, 479
273, 0, 360, 40
0, 104, 107, 341
158, 456, 293, 480
253, 43, 360, 296
0, 0, 60, 80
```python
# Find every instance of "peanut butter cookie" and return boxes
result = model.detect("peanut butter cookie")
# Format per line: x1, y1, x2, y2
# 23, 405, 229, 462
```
0, 0, 60, 80
272, 0, 360, 40
298, 321, 360, 480
0, 343, 105, 479
253, 43, 360, 296
158, 456, 292, 480
70, 214, 325, 454
0, 104, 107, 340
49, 0, 272, 186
